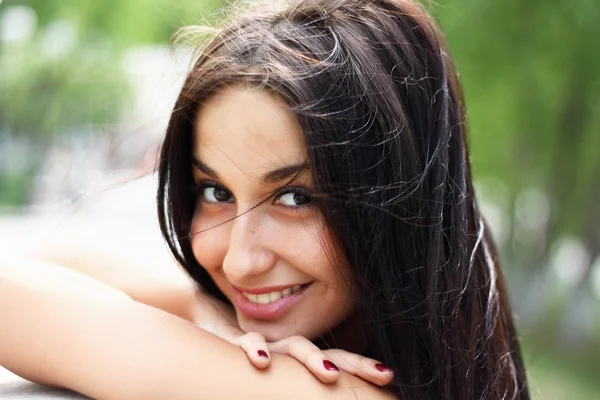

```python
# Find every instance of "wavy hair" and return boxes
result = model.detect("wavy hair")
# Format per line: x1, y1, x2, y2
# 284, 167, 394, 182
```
157, 0, 529, 398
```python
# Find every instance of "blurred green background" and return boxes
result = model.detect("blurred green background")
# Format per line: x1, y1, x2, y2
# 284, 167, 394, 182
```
1, 0, 599, 398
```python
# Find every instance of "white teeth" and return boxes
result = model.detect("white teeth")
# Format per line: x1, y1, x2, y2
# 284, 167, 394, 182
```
242, 285, 306, 304
257, 293, 271, 304
269, 291, 282, 302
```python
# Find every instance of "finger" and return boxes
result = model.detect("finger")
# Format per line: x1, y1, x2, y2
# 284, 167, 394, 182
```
322, 349, 394, 386
269, 336, 340, 384
234, 332, 271, 369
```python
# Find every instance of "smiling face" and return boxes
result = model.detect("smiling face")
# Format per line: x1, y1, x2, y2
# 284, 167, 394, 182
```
190, 87, 356, 341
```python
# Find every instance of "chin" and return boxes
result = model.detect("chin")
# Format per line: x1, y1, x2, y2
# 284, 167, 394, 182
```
237, 316, 321, 342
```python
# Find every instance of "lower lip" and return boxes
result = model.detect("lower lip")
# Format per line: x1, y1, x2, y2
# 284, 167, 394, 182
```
233, 284, 311, 320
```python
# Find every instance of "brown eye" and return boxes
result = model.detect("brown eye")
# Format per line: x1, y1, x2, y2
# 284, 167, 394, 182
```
201, 185, 233, 203
275, 188, 312, 207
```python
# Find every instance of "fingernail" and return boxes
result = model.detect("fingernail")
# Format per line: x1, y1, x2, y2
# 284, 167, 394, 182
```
375, 363, 390, 372
323, 360, 339, 371
257, 350, 269, 358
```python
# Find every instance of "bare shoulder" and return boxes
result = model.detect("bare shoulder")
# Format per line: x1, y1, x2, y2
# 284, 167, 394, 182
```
333, 373, 399, 400
32, 173, 164, 259
249, 353, 399, 400
1, 260, 397, 400
123, 308, 399, 400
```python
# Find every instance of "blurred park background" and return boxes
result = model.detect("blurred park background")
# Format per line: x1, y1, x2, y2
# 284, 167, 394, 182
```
0, 0, 598, 398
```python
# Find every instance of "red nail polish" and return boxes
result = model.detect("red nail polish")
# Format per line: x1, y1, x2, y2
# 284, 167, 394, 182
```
375, 363, 390, 372
257, 350, 268, 358
323, 360, 339, 371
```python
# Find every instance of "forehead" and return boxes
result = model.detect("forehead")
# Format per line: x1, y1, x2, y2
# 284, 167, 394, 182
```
193, 88, 307, 173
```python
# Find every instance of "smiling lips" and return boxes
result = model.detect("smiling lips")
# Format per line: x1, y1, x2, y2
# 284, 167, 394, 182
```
233, 283, 311, 320
241, 285, 303, 304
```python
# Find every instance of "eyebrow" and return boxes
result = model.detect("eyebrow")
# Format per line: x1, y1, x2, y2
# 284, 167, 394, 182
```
192, 156, 310, 184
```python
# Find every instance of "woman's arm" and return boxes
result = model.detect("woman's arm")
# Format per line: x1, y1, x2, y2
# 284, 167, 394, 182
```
22, 183, 394, 389
32, 236, 200, 322
29, 175, 201, 322
0, 258, 395, 400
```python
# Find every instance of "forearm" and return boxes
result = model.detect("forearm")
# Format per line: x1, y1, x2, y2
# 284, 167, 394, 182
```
26, 176, 199, 321
0, 257, 393, 400
0, 256, 197, 397
0, 257, 133, 387
31, 234, 200, 321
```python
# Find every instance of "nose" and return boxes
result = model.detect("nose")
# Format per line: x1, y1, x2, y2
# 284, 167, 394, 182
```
222, 207, 276, 283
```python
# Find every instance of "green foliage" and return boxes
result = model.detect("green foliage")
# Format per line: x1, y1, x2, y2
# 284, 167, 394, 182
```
1, 39, 129, 138
0, 0, 222, 205
8, 0, 222, 46
434, 0, 600, 237
0, 0, 598, 390
1, 0, 597, 250
0, 168, 30, 205
1, 0, 221, 138
522, 338, 600, 399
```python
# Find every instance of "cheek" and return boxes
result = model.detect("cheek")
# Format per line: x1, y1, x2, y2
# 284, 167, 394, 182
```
190, 208, 230, 272
279, 219, 346, 282
308, 228, 354, 305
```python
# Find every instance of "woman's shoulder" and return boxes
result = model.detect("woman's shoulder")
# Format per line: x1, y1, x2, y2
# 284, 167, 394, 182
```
332, 373, 399, 399
0, 261, 396, 400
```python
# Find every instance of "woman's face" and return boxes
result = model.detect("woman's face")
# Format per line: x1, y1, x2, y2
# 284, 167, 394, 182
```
190, 87, 355, 341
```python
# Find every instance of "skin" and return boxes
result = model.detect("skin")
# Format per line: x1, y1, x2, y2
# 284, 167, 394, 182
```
0, 258, 396, 399
191, 87, 357, 342
0, 89, 395, 399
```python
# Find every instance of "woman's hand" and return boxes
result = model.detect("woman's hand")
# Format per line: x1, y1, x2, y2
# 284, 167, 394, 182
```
191, 289, 394, 386
267, 335, 394, 386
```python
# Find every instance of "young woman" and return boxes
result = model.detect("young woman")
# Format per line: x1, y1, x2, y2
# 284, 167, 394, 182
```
1, 0, 530, 399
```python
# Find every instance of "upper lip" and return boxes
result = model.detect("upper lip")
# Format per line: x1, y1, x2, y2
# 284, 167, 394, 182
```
231, 282, 311, 295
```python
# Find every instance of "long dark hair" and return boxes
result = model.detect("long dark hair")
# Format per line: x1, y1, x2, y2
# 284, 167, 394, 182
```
157, 0, 529, 398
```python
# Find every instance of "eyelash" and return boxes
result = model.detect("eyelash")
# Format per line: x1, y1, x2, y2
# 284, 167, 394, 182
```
191, 181, 313, 209
273, 186, 313, 209
192, 181, 233, 203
